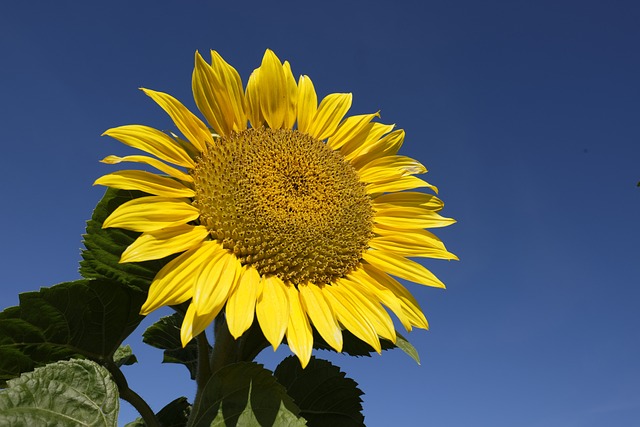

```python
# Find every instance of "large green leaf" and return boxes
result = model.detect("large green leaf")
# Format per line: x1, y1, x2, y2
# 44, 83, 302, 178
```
274, 356, 364, 427
191, 362, 305, 427
125, 396, 191, 427
0, 279, 145, 385
0, 359, 118, 426
142, 313, 205, 380
80, 188, 172, 291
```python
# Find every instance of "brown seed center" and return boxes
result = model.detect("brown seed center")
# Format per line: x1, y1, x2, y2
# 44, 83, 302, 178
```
192, 128, 373, 285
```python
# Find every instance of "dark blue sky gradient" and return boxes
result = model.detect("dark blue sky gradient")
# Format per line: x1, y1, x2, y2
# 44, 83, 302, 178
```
1, 1, 639, 426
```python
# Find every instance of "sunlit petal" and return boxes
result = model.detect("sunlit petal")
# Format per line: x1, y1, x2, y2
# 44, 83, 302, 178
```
102, 196, 199, 232
121, 224, 209, 262
94, 170, 194, 198
285, 286, 313, 368
256, 275, 290, 350
226, 266, 261, 339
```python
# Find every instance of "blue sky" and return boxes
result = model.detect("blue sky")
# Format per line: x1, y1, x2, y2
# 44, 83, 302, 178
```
1, 1, 639, 426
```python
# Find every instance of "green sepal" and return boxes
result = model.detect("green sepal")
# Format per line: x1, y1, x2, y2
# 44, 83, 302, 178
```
80, 187, 174, 291
190, 362, 305, 427
274, 356, 364, 427
0, 359, 119, 426
0, 279, 145, 385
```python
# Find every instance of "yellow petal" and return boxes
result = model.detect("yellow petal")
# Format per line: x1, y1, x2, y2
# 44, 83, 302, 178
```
245, 68, 264, 128
296, 75, 317, 133
369, 236, 458, 260
141, 241, 215, 315
142, 88, 213, 152
350, 129, 405, 169
334, 280, 396, 343
285, 286, 313, 368
180, 303, 198, 345
226, 266, 261, 339
326, 112, 379, 151
282, 61, 298, 129
366, 175, 437, 195
347, 267, 411, 331
180, 303, 219, 347
256, 275, 289, 350
120, 225, 209, 263
375, 207, 456, 229
257, 50, 287, 129
373, 225, 445, 246
373, 192, 444, 212
306, 93, 352, 140
357, 156, 427, 183
102, 196, 199, 232
362, 263, 429, 330
211, 50, 247, 132
100, 155, 192, 183
298, 284, 343, 352
192, 250, 241, 317
103, 125, 195, 168
323, 284, 381, 353
192, 52, 231, 136
192, 51, 246, 136
363, 249, 446, 289
343, 122, 395, 160
94, 170, 195, 198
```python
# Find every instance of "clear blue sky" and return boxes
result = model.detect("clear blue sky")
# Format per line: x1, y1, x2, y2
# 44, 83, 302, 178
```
1, 1, 639, 426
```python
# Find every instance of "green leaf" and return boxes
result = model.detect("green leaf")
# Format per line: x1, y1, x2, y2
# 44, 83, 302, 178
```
114, 345, 138, 367
156, 397, 191, 427
0, 359, 118, 426
80, 188, 173, 291
142, 313, 206, 380
125, 396, 191, 427
211, 383, 304, 427
0, 279, 145, 384
275, 356, 364, 427
191, 362, 305, 427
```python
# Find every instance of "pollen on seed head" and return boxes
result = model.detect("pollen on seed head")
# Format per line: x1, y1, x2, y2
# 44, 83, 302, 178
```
192, 128, 374, 285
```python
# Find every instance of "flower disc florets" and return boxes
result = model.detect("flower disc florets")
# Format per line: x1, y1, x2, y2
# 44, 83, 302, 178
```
192, 127, 374, 285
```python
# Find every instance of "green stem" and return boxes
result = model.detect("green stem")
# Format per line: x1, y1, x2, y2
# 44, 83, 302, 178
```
186, 332, 213, 427
209, 315, 239, 374
105, 361, 160, 427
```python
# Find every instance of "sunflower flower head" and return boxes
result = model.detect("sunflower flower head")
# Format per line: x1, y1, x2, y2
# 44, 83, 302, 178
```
95, 49, 457, 368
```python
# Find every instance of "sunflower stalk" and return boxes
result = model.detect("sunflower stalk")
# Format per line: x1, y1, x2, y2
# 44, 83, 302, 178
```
185, 331, 214, 427
105, 360, 160, 427
209, 315, 240, 374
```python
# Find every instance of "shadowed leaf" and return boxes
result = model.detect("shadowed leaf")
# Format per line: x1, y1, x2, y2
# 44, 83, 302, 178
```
275, 356, 364, 427
125, 396, 191, 427
191, 362, 305, 427
142, 313, 205, 380
0, 279, 145, 385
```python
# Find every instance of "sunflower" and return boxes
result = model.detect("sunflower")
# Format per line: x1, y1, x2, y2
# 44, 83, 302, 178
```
95, 49, 456, 367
